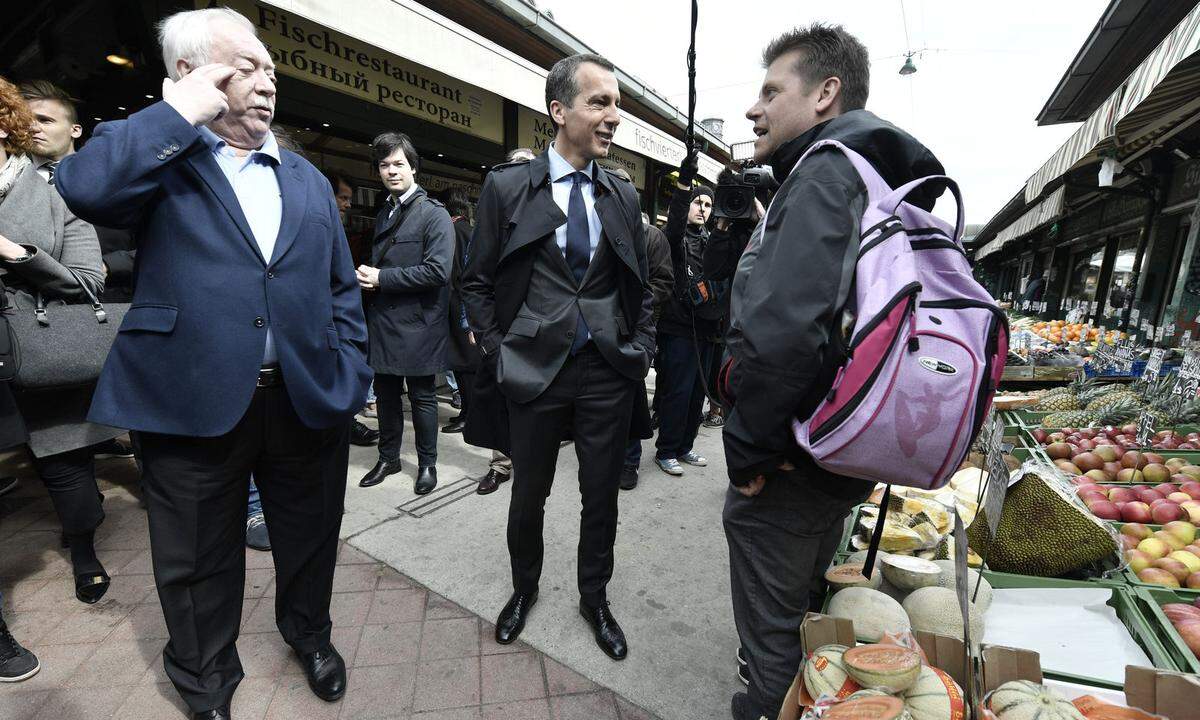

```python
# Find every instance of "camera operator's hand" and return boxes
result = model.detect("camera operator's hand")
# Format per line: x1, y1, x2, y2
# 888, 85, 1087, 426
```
676, 150, 699, 190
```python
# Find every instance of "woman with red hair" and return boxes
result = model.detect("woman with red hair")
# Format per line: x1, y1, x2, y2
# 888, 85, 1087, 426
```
0, 74, 118, 609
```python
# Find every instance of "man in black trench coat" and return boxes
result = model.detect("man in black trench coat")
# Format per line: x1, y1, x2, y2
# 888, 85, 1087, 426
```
461, 52, 655, 661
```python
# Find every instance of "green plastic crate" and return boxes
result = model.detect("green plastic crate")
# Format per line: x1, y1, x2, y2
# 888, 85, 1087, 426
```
1131, 586, 1200, 674
982, 572, 1180, 687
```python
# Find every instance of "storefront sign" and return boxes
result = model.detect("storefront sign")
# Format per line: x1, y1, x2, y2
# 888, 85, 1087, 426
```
415, 171, 482, 200
515, 106, 647, 188
213, 0, 504, 143
1167, 159, 1200, 207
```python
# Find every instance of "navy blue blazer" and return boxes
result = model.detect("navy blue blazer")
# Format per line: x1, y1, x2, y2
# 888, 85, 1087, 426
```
56, 102, 371, 436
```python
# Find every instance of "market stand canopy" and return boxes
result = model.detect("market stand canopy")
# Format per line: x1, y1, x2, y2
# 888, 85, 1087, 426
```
1026, 5, 1200, 203
976, 187, 1066, 261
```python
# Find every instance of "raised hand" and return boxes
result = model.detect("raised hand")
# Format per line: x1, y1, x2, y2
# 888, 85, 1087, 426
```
162, 64, 236, 127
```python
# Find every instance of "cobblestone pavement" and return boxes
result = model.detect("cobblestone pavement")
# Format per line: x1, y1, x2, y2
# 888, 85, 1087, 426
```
0, 451, 661, 720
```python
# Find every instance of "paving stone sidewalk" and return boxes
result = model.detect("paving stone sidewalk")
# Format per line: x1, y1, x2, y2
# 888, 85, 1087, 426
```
0, 452, 660, 720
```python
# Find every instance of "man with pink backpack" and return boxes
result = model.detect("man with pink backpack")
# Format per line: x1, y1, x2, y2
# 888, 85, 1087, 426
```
707, 23, 1004, 720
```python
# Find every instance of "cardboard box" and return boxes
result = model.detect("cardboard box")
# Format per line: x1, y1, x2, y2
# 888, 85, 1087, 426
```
778, 614, 1199, 720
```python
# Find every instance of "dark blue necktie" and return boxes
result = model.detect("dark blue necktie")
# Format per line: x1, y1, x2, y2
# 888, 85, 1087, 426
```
566, 172, 591, 354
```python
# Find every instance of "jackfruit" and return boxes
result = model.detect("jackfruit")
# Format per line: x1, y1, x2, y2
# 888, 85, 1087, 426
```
966, 468, 1118, 577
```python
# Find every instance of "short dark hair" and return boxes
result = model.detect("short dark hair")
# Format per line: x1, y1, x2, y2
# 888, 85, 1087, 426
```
446, 189, 471, 217
762, 23, 869, 112
18, 79, 78, 124
545, 53, 616, 134
323, 169, 350, 192
370, 131, 420, 172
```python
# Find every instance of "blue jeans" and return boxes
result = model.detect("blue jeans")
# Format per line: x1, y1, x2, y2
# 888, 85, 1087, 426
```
624, 439, 642, 470
247, 478, 261, 518
655, 333, 715, 460
446, 371, 458, 392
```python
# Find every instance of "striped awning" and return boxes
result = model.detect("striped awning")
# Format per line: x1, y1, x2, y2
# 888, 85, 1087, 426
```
1025, 4, 1200, 202
974, 186, 1066, 260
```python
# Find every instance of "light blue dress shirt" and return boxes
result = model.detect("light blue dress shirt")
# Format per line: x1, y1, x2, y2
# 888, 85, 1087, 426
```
546, 143, 601, 261
198, 126, 282, 365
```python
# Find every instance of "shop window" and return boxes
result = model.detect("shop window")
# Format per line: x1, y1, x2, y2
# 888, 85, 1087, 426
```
1101, 236, 1139, 323
1065, 246, 1104, 310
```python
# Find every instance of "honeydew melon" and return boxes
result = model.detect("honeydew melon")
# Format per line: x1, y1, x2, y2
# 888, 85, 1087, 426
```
901, 586, 985, 640
827, 587, 912, 642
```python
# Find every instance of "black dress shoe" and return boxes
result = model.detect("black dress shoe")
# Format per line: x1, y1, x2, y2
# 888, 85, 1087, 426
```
441, 417, 466, 433
193, 706, 231, 720
450, 390, 462, 409
298, 645, 346, 702
75, 570, 111, 604
579, 601, 628, 660
476, 469, 506, 495
349, 420, 380, 447
359, 459, 401, 488
415, 466, 437, 495
495, 592, 537, 644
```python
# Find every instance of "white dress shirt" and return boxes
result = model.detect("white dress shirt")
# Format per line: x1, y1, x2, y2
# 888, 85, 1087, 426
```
546, 143, 601, 261
198, 126, 283, 365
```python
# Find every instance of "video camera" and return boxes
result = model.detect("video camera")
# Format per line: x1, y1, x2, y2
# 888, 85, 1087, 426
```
713, 163, 777, 220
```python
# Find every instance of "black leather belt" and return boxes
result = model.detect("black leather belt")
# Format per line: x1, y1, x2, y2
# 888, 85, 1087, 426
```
257, 365, 283, 388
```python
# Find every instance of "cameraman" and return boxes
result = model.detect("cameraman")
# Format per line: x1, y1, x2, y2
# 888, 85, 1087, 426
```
714, 24, 946, 720
652, 172, 727, 478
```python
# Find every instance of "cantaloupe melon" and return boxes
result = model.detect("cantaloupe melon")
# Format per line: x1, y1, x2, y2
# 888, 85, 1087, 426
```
825, 695, 912, 720
901, 586, 984, 640
803, 644, 861, 702
987, 680, 1084, 720
847, 689, 894, 701
882, 555, 942, 592
847, 549, 889, 577
930, 560, 993, 611
901, 665, 964, 720
843, 644, 921, 692
827, 587, 912, 642
826, 562, 883, 592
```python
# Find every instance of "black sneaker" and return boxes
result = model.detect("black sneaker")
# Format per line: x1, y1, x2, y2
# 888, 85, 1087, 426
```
0, 621, 40, 682
702, 413, 725, 429
619, 467, 638, 491
94, 438, 134, 459
246, 512, 271, 551
730, 692, 767, 720
450, 391, 463, 410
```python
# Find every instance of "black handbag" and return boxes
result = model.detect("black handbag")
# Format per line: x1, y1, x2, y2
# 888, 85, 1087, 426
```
6, 275, 129, 391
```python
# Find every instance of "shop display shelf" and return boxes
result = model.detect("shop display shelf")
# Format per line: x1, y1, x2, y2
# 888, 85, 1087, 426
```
1131, 586, 1200, 674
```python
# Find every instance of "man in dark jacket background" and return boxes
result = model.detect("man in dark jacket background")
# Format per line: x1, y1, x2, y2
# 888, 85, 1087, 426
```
442, 189, 475, 435
713, 24, 947, 720
356, 132, 453, 495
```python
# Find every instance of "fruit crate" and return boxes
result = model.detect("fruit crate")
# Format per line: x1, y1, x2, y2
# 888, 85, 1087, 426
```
982, 572, 1180, 687
1131, 586, 1200, 674
836, 504, 867, 557
1122, 568, 1200, 597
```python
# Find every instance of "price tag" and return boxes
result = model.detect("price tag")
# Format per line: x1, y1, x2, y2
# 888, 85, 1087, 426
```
984, 455, 1009, 538
1136, 411, 1157, 448
1167, 323, 1177, 337
1020, 333, 1032, 352
1156, 326, 1166, 343
1091, 301, 1098, 313
1040, 301, 1047, 313
1021, 300, 1030, 312
1132, 308, 1141, 325
1143, 348, 1166, 382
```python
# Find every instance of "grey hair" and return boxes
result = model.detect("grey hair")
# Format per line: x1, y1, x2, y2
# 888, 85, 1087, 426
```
157, 8, 257, 80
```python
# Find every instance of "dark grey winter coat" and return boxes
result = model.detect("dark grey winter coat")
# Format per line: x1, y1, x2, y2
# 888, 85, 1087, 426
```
0, 159, 122, 457
365, 186, 454, 377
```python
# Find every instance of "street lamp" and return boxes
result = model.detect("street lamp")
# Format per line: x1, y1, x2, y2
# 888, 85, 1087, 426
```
899, 55, 917, 76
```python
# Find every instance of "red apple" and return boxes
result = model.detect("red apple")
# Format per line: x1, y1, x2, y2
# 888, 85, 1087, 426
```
1170, 492, 1193, 504
1124, 451, 1149, 469
1089, 500, 1122, 520
1122, 502, 1154, 524
1182, 482, 1200, 500
1109, 487, 1137, 504
1122, 522, 1154, 540
1155, 557, 1192, 582
1137, 487, 1164, 503
1188, 572, 1200, 590
1139, 568, 1182, 587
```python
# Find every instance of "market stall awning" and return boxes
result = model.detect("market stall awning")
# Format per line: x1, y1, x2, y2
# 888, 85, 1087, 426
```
974, 186, 1066, 260
1025, 4, 1200, 202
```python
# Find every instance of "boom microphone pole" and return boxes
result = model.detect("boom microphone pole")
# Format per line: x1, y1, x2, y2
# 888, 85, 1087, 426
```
686, 0, 698, 156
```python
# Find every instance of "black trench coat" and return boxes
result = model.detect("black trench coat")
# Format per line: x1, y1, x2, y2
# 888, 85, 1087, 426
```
365, 187, 454, 377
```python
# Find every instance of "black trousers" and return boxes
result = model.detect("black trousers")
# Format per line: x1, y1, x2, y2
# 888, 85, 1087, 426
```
506, 345, 636, 606
375, 373, 438, 467
138, 385, 349, 713
723, 469, 868, 716
655, 333, 714, 460
456, 369, 476, 420
31, 446, 104, 536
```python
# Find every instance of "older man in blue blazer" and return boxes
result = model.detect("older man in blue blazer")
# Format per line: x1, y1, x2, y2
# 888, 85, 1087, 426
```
55, 8, 370, 720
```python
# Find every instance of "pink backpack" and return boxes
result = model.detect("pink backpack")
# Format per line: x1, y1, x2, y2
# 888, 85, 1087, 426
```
788, 140, 1008, 491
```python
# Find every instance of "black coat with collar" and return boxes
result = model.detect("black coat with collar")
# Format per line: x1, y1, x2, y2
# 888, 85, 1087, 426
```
366, 186, 454, 377
460, 152, 655, 452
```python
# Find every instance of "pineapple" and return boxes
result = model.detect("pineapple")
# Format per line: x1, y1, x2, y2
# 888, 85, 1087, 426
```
1042, 410, 1094, 428
1037, 393, 1081, 412
1092, 397, 1141, 426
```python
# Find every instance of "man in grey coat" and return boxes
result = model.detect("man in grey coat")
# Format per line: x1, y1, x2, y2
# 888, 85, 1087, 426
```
355, 132, 453, 494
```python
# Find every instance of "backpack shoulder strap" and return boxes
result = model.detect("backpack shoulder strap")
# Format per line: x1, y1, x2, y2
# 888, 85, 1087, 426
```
879, 175, 966, 245
793, 139, 891, 205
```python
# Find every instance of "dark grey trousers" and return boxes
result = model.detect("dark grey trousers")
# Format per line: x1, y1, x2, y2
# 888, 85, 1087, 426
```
723, 470, 869, 717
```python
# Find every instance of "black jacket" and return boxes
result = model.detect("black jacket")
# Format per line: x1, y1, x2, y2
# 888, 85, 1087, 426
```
645, 224, 674, 322
366, 186, 453, 376
658, 187, 727, 341
719, 109, 944, 486
447, 216, 477, 372
460, 152, 655, 452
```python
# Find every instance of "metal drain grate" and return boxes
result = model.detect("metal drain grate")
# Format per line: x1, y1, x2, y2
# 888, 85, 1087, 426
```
395, 475, 480, 518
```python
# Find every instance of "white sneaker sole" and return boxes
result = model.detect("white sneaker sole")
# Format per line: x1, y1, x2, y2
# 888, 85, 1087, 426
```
680, 457, 707, 467
656, 463, 683, 476
0, 661, 41, 682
